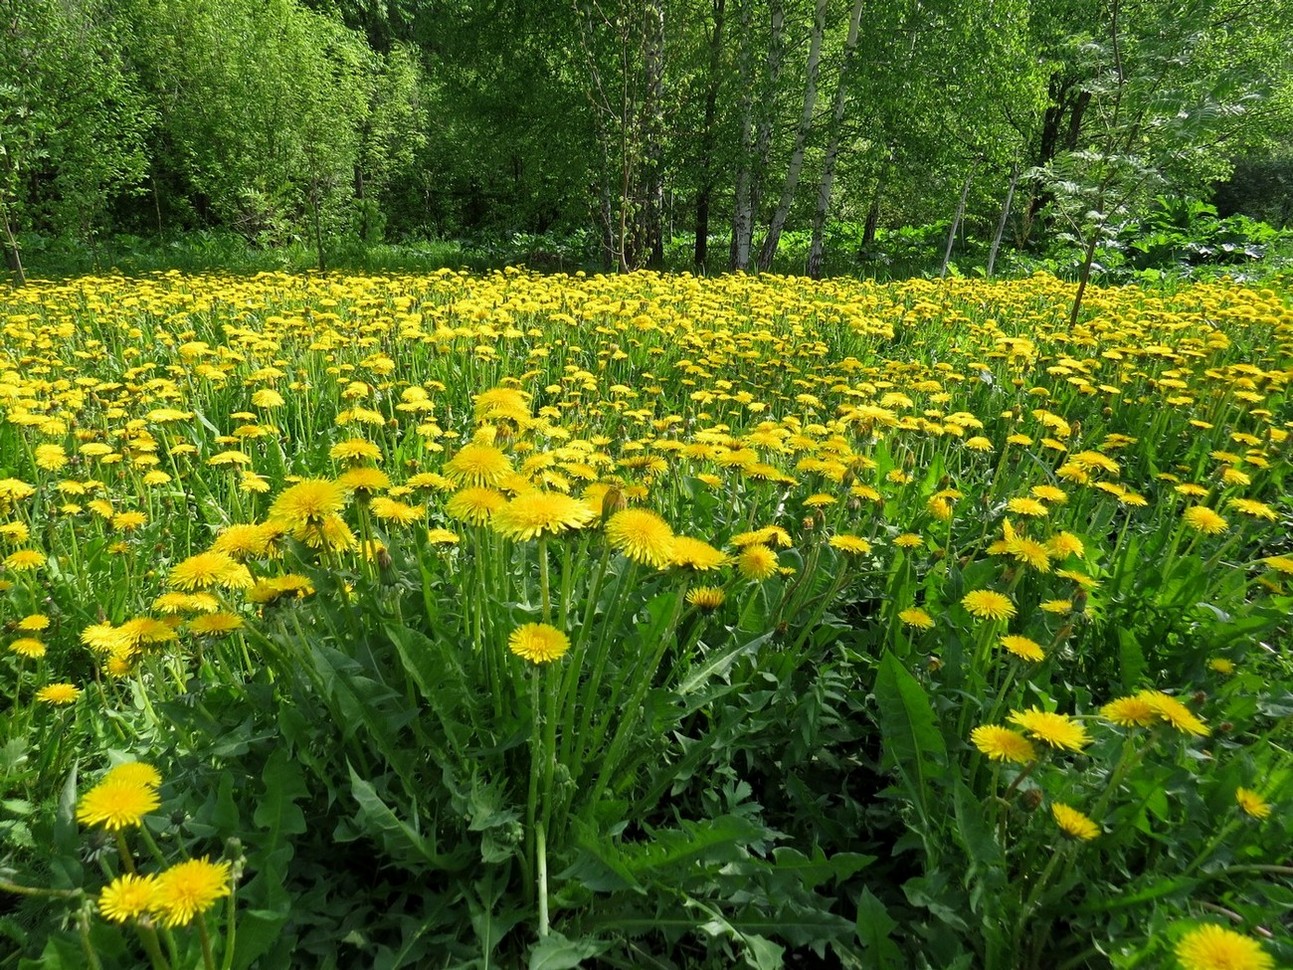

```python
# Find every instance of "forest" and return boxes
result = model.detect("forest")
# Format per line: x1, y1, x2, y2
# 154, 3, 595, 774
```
2, 0, 1293, 279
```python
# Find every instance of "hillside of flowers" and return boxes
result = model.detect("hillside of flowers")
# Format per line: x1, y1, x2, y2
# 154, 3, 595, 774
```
1, 269, 1290, 969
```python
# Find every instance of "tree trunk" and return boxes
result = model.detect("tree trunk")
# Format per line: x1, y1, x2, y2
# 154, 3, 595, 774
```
939, 168, 973, 278
806, 0, 864, 280
1, 198, 24, 286
734, 0, 784, 270
863, 171, 884, 247
728, 0, 754, 270
1069, 230, 1100, 327
986, 165, 1018, 278
694, 0, 726, 273
642, 0, 666, 269
756, 0, 827, 272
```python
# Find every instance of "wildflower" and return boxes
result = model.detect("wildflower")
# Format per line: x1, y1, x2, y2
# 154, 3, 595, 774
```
970, 725, 1035, 763
1234, 787, 1271, 820
445, 443, 513, 487
1227, 498, 1276, 521
1008, 537, 1053, 572
112, 511, 148, 532
803, 493, 837, 507
1040, 599, 1072, 614
670, 536, 729, 571
737, 544, 779, 581
98, 874, 159, 923
1100, 695, 1158, 728
1008, 708, 1091, 751
508, 623, 570, 664
36, 683, 82, 704
829, 535, 872, 555
961, 589, 1016, 622
210, 523, 280, 560
151, 858, 233, 928
446, 487, 506, 525
1006, 497, 1048, 517
686, 586, 726, 610
330, 438, 382, 463
965, 436, 994, 452
337, 466, 391, 494
1051, 803, 1099, 841
4, 549, 45, 571
269, 479, 346, 527
104, 763, 162, 789
491, 491, 596, 541
18, 614, 48, 631
1208, 658, 1235, 675
251, 388, 285, 408
1182, 506, 1228, 535
9, 638, 45, 659
76, 779, 160, 830
167, 552, 253, 591
426, 528, 460, 545
1263, 555, 1293, 575
899, 607, 935, 630
1174, 924, 1273, 970
893, 533, 924, 549
1140, 691, 1209, 737
369, 497, 424, 526
1000, 635, 1045, 662
606, 508, 675, 568
1048, 532, 1085, 559
188, 613, 243, 636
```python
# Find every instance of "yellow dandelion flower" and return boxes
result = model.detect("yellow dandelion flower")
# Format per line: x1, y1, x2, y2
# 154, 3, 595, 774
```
167, 552, 253, 591
491, 491, 596, 541
829, 535, 872, 556
330, 438, 382, 463
446, 487, 506, 525
1139, 690, 1209, 737
4, 549, 46, 571
36, 683, 82, 705
1000, 635, 1045, 662
606, 508, 675, 568
508, 623, 570, 664
899, 607, 935, 630
269, 479, 346, 528
737, 543, 779, 581
151, 858, 232, 928
1048, 532, 1085, 559
894, 533, 924, 549
1235, 787, 1271, 820
1227, 498, 1276, 521
337, 466, 391, 494
1174, 923, 1273, 970
1040, 599, 1072, 614
1183, 506, 1228, 535
188, 613, 243, 636
369, 497, 424, 526
670, 536, 729, 571
970, 725, 1035, 763
1100, 695, 1158, 728
98, 874, 159, 923
76, 779, 160, 830
445, 443, 513, 487
1006, 497, 1048, 517
962, 589, 1016, 622
1008, 708, 1091, 751
9, 637, 45, 659
1262, 555, 1293, 575
1051, 803, 1099, 841
104, 762, 162, 789
1209, 658, 1235, 675
425, 528, 460, 545
686, 586, 726, 610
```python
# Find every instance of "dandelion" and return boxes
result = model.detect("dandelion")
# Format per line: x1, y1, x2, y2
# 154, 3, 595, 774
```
508, 623, 570, 664
98, 874, 159, 923
167, 552, 253, 591
330, 438, 382, 463
1008, 708, 1091, 751
1227, 498, 1276, 521
369, 497, 424, 526
1235, 787, 1271, 820
606, 508, 675, 568
1040, 599, 1072, 614
1182, 506, 1228, 535
446, 487, 506, 525
270, 479, 345, 527
188, 613, 243, 636
686, 586, 726, 610
670, 536, 729, 571
1174, 924, 1273, 970
76, 779, 160, 831
426, 528, 460, 545
829, 535, 872, 555
1051, 803, 1099, 841
337, 466, 391, 494
151, 858, 233, 928
893, 533, 924, 549
1006, 497, 1048, 517
970, 725, 1035, 763
4, 549, 45, 571
1100, 694, 1158, 728
445, 443, 513, 487
961, 589, 1016, 622
1140, 690, 1209, 737
1000, 635, 1045, 662
36, 683, 81, 704
491, 491, 596, 541
737, 544, 779, 581
1263, 555, 1293, 575
9, 638, 45, 659
104, 762, 162, 789
899, 607, 935, 630
1208, 658, 1235, 675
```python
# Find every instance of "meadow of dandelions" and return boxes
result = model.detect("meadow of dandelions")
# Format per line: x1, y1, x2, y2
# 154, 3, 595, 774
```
0, 268, 1290, 969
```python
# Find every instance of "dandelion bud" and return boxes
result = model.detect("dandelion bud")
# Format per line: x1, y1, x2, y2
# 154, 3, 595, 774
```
802, 516, 815, 531
848, 497, 862, 512
1192, 691, 1207, 706
775, 621, 789, 636
1219, 722, 1233, 733
377, 547, 393, 571
1073, 589, 1088, 610
1022, 789, 1043, 811
927, 655, 943, 673
601, 486, 626, 520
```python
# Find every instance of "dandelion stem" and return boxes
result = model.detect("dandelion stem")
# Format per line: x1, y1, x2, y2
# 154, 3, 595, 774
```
536, 820, 550, 939
197, 912, 217, 970
77, 908, 104, 970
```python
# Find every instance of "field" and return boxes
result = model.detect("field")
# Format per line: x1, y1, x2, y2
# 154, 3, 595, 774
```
0, 269, 1290, 969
